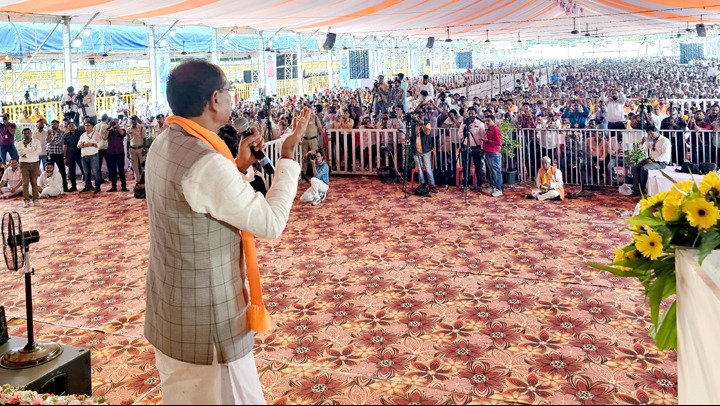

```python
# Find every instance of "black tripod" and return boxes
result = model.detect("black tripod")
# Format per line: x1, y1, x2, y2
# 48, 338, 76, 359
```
401, 118, 416, 198
449, 121, 472, 204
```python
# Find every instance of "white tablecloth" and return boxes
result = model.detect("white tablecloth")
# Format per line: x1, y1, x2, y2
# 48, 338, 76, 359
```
676, 249, 720, 405
646, 167, 701, 196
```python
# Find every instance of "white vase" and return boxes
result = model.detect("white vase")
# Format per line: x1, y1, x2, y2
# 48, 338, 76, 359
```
675, 248, 720, 405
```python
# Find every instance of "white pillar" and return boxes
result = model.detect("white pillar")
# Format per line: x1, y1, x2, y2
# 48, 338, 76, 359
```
258, 31, 266, 94
407, 44, 412, 78
62, 17, 73, 88
391, 50, 396, 77
148, 25, 158, 104
327, 50, 334, 90
211, 28, 219, 65
296, 33, 304, 96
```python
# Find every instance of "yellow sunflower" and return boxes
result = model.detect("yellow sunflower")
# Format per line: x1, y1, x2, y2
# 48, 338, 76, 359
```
661, 200, 680, 221
634, 230, 664, 260
683, 198, 720, 229
614, 248, 626, 263
639, 191, 668, 212
700, 171, 720, 199
666, 180, 696, 207
625, 250, 637, 260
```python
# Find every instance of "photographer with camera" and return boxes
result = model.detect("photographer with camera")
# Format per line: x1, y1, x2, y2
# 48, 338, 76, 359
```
458, 107, 486, 190
409, 110, 438, 194
600, 87, 626, 132
371, 74, 389, 116
79, 85, 98, 124
62, 86, 80, 126
300, 150, 329, 206
107, 119, 129, 192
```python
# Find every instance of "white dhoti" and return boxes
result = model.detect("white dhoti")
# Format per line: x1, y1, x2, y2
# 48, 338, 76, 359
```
533, 188, 561, 201
153, 346, 266, 405
0, 186, 22, 199
40, 186, 62, 197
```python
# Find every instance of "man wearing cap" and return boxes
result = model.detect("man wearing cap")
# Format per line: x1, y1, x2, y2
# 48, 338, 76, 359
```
128, 115, 147, 183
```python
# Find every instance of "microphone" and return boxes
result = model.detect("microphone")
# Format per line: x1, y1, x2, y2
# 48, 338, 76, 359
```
233, 117, 275, 175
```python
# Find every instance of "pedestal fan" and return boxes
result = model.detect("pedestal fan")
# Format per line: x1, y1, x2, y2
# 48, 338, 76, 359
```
0, 211, 62, 369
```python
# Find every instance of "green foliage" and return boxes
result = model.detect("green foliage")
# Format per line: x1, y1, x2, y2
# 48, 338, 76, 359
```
627, 142, 648, 166
499, 120, 520, 160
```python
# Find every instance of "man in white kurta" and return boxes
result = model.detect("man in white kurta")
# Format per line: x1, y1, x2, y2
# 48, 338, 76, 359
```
37, 164, 64, 198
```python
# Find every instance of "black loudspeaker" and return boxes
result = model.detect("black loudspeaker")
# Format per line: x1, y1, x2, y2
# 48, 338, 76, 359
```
323, 33, 337, 50
4, 62, 11, 71
696, 24, 707, 37
0, 337, 92, 396
426, 36, 435, 49
88, 58, 95, 66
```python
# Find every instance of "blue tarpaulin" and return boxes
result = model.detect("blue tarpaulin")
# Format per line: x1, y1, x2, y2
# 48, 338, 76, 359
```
0, 22, 318, 57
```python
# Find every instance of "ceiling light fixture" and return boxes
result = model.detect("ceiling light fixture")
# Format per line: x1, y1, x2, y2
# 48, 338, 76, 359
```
485, 29, 490, 43
83, 27, 91, 37
445, 27, 452, 42
686, 22, 692, 32
159, 38, 167, 47
517, 32, 522, 43
72, 38, 82, 48
571, 17, 579, 35
180, 40, 187, 55
169, 29, 177, 37
584, 23, 591, 37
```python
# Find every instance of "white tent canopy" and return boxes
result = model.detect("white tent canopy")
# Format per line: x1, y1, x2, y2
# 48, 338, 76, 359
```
1, 0, 718, 42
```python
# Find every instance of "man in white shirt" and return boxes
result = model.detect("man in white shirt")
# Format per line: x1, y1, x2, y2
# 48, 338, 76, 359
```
77, 121, 102, 194
16, 127, 42, 207
415, 74, 435, 100
79, 85, 98, 124
0, 159, 23, 199
37, 164, 63, 198
632, 127, 672, 196
601, 87, 626, 132
62, 86, 79, 126
31, 119, 49, 170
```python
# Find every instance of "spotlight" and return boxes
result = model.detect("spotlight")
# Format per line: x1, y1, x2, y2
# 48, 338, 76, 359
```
83, 27, 91, 37
72, 38, 82, 48
224, 39, 229, 45
159, 39, 167, 47
169, 29, 176, 37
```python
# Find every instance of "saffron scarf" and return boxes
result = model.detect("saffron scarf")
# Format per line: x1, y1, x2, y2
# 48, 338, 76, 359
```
165, 115, 271, 333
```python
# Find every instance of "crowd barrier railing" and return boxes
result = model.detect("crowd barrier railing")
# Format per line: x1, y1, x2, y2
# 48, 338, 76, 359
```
515, 127, 720, 188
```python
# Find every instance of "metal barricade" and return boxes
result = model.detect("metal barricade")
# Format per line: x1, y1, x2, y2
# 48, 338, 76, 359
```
326, 129, 399, 175
517, 128, 646, 187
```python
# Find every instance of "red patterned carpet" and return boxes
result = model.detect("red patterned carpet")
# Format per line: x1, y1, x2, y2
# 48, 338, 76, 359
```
0, 176, 677, 405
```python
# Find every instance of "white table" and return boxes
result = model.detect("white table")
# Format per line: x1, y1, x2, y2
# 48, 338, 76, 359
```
646, 166, 702, 196
676, 249, 720, 405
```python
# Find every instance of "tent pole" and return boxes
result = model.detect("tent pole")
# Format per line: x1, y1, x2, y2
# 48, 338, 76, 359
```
62, 17, 73, 90
211, 28, 219, 65
327, 49, 333, 91
258, 30, 266, 95
296, 33, 303, 96
148, 25, 158, 105
1, 19, 61, 100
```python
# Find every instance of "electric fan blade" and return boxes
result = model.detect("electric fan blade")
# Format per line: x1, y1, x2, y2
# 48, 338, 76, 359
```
2, 211, 24, 271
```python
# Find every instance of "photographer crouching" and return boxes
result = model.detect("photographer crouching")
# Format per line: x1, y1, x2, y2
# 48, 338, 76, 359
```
300, 150, 329, 206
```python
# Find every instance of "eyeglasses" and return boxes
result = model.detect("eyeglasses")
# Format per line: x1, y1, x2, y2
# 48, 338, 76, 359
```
217, 85, 236, 93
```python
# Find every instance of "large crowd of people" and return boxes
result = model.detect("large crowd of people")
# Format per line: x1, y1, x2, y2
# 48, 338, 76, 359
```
1, 57, 720, 206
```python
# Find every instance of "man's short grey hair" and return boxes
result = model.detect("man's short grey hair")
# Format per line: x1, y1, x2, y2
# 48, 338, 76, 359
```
541, 156, 552, 165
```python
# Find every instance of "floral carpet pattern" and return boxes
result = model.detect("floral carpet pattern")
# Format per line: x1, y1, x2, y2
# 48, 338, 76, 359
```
0, 177, 677, 405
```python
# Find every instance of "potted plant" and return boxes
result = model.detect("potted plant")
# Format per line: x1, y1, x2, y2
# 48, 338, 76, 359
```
624, 142, 648, 185
498, 119, 521, 185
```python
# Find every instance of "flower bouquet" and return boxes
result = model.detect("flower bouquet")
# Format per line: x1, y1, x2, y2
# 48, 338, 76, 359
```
0, 385, 107, 405
590, 171, 720, 351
